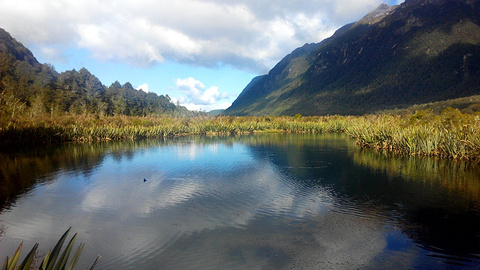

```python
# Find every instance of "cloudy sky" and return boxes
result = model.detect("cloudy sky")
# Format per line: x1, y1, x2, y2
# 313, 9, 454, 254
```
0, 0, 403, 111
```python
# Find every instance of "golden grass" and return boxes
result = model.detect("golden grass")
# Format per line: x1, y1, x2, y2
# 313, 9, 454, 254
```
1, 109, 479, 161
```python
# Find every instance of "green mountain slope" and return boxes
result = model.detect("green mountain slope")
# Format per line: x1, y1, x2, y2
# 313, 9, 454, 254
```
0, 28, 192, 119
226, 0, 480, 116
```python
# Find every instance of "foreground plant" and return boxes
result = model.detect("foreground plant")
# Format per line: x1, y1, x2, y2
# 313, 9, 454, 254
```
1, 228, 100, 270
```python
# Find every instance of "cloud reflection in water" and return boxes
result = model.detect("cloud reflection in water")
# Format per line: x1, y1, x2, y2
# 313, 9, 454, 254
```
1, 134, 478, 269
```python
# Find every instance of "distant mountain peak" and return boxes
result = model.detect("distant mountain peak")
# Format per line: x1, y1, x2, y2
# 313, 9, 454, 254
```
354, 3, 397, 26
226, 0, 480, 116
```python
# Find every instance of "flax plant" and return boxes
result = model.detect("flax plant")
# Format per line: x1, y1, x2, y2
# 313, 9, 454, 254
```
1, 228, 100, 270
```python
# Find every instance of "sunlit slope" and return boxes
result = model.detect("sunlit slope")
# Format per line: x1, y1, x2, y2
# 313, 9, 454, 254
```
226, 0, 480, 116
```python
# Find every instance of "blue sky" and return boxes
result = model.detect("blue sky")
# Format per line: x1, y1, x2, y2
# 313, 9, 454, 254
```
1, 0, 403, 112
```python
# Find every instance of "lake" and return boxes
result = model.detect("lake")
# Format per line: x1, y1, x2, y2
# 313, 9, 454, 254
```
0, 133, 479, 269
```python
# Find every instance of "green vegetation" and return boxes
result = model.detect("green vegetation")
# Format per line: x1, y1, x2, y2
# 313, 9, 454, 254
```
226, 0, 480, 116
0, 114, 336, 145
1, 228, 100, 270
381, 94, 480, 115
2, 14, 480, 162
346, 108, 480, 161
0, 28, 196, 119
1, 108, 479, 162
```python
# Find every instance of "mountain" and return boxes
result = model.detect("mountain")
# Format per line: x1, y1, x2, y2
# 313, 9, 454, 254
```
207, 109, 226, 116
226, 0, 480, 116
0, 28, 193, 119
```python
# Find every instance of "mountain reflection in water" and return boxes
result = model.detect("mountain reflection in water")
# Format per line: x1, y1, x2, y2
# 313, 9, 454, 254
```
0, 133, 479, 269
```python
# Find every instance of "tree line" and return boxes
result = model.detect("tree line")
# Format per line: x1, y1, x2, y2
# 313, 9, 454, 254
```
0, 28, 196, 122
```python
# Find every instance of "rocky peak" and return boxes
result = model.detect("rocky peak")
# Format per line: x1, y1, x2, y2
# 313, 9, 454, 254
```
354, 3, 397, 26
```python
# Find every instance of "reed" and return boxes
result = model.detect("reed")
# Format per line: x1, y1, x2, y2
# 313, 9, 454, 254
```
344, 109, 480, 161
1, 109, 479, 161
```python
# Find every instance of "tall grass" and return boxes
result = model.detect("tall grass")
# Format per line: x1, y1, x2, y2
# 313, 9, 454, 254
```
1, 109, 479, 161
0, 114, 348, 145
344, 109, 480, 161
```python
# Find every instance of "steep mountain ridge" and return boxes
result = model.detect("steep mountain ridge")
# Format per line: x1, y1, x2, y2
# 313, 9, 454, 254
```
226, 0, 480, 115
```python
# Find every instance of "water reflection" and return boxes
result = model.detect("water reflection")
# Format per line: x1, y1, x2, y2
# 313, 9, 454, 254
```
352, 148, 480, 201
352, 149, 480, 262
0, 140, 169, 206
0, 134, 479, 269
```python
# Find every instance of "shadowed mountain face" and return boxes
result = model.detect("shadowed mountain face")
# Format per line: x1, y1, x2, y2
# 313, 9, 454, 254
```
226, 0, 480, 116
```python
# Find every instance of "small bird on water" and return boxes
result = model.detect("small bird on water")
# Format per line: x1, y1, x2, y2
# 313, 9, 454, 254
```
144, 178, 147, 182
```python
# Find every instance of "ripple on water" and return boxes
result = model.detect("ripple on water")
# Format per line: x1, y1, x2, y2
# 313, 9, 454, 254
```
2, 134, 480, 269
329, 195, 394, 223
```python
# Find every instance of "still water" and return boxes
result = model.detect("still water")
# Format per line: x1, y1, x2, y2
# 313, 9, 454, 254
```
0, 133, 479, 269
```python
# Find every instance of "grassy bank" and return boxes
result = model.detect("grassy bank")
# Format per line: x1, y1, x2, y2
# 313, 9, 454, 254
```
1, 109, 479, 161
0, 114, 348, 145
346, 109, 480, 161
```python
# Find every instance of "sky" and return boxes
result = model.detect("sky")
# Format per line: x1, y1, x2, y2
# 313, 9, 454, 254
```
0, 0, 403, 112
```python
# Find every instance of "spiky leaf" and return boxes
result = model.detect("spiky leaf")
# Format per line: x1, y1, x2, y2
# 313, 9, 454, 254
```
45, 227, 71, 270
40, 250, 52, 270
2, 256, 9, 270
88, 255, 101, 270
8, 242, 22, 270
18, 243, 38, 270
65, 243, 84, 270
53, 233, 77, 270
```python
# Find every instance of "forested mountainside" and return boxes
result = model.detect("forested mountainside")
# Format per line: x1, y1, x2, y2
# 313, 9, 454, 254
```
226, 0, 480, 116
0, 27, 193, 119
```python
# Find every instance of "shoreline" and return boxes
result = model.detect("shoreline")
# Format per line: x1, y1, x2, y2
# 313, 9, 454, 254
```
1, 110, 479, 162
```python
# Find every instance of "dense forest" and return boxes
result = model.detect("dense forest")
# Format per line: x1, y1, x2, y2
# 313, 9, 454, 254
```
0, 28, 195, 122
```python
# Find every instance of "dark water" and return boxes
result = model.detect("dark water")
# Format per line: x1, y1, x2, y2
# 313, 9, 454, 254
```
0, 133, 479, 269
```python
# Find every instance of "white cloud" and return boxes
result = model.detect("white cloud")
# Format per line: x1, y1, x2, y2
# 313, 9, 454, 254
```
175, 77, 229, 110
136, 83, 149, 93
0, 0, 390, 72
38, 46, 68, 64
172, 96, 231, 112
